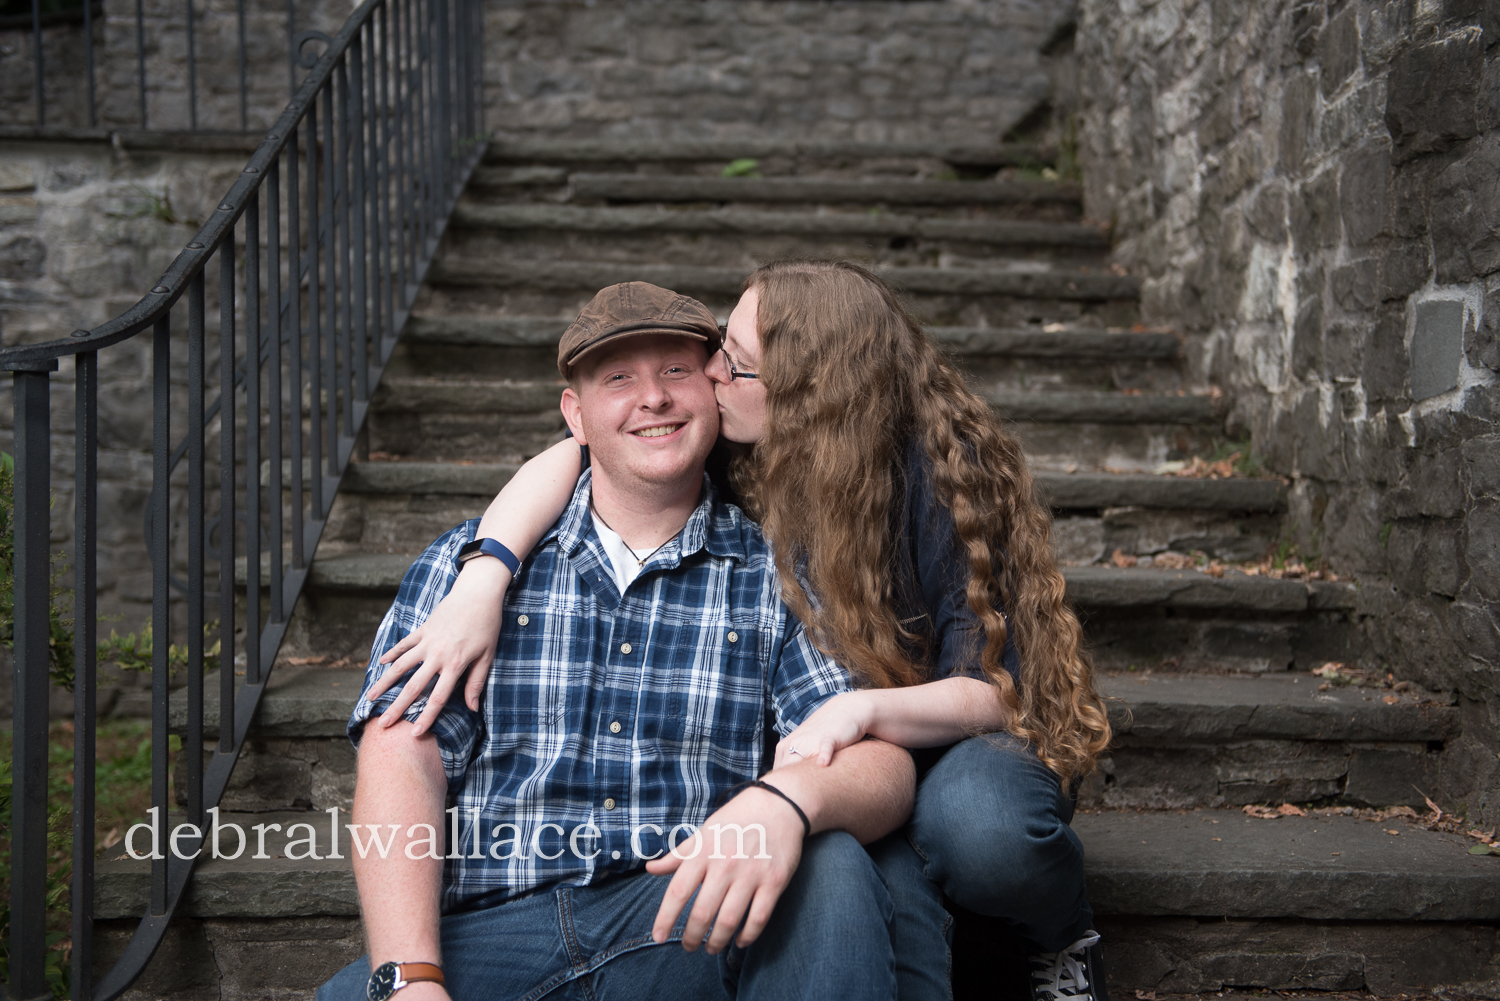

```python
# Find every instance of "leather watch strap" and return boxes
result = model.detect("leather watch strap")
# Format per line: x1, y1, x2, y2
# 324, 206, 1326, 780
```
395, 962, 444, 987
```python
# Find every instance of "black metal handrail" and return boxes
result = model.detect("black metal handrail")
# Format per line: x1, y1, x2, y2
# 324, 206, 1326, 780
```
1, 0, 484, 991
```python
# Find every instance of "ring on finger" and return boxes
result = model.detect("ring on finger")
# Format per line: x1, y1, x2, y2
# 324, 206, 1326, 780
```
787, 745, 802, 757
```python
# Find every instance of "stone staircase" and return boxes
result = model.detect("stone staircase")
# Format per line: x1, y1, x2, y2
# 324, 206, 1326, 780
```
96, 140, 1497, 998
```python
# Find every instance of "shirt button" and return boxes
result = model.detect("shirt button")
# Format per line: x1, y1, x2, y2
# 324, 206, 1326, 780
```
609, 720, 622, 734
620, 642, 632, 655
727, 631, 738, 643
517, 614, 529, 626
612, 850, 621, 860
604, 798, 616, 811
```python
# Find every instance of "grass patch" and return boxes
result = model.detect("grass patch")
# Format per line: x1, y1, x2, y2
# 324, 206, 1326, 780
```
0, 720, 181, 997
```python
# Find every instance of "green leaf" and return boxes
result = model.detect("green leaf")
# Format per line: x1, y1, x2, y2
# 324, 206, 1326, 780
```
1468, 843, 1496, 855
721, 158, 761, 178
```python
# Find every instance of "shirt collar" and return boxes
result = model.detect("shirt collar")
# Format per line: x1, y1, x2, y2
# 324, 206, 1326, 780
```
544, 466, 748, 565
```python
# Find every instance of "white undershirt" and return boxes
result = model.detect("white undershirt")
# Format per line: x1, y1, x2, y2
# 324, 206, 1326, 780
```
590, 512, 656, 593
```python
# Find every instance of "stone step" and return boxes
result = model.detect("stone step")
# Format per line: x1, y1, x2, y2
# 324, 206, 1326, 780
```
330, 461, 1281, 513
317, 464, 1279, 567
165, 667, 1456, 814
97, 807, 1493, 921
284, 555, 1351, 612
173, 668, 1456, 749
1092, 672, 1456, 810
93, 808, 1500, 991
425, 259, 1139, 302
481, 138, 1049, 169
1065, 566, 1354, 612
367, 377, 1212, 427
403, 315, 1179, 360
563, 173, 1083, 206
451, 203, 1111, 248
258, 559, 1356, 674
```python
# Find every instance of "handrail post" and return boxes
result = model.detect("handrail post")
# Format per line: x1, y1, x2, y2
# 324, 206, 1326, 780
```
7, 360, 59, 1001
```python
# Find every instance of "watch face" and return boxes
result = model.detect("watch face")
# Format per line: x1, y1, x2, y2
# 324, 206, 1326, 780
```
367, 961, 399, 1001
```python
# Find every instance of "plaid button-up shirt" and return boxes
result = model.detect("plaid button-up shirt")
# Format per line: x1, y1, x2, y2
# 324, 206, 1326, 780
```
350, 470, 851, 913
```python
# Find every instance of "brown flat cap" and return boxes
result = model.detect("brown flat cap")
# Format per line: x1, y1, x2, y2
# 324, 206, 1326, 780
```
557, 282, 721, 378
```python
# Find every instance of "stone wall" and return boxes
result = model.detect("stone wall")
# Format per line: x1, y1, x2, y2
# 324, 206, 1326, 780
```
0, 0, 351, 131
0, 137, 256, 721
1075, 0, 1500, 825
481, 0, 1075, 144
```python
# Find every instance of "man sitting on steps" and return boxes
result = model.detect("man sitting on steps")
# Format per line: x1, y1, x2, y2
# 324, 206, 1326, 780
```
317, 282, 916, 1001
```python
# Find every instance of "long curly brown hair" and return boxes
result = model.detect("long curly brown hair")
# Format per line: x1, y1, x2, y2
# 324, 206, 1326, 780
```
733, 260, 1110, 782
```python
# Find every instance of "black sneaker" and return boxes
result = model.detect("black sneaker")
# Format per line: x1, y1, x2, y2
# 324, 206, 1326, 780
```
1028, 930, 1108, 1001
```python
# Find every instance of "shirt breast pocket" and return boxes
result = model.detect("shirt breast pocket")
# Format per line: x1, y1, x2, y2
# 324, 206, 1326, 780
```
658, 622, 767, 749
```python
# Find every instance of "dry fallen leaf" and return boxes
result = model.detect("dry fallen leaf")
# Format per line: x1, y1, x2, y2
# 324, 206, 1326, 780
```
1110, 548, 1138, 568
1243, 805, 1281, 819
1277, 803, 1306, 817
1382, 695, 1399, 705
1386, 829, 1400, 836
1211, 837, 1222, 842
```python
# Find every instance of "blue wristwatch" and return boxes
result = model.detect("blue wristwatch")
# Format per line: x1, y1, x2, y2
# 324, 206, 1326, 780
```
456, 537, 521, 575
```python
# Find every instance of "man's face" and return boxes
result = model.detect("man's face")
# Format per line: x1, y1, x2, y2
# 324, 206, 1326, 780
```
561, 335, 719, 492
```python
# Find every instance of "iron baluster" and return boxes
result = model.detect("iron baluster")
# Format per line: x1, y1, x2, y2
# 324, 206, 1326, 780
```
71, 348, 99, 1000
288, 129, 306, 568
7, 360, 56, 1001
245, 192, 262, 686
268, 159, 284, 623
187, 271, 207, 830
150, 316, 170, 917
219, 233, 237, 754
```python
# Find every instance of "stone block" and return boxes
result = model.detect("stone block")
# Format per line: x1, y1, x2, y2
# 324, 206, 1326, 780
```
1338, 142, 1391, 248
1481, 48, 1500, 133
1097, 916, 1500, 993
1346, 745, 1440, 807
1466, 500, 1500, 602
1468, 288, 1500, 372
0, 234, 45, 280
1377, 241, 1431, 303
1290, 168, 1342, 252
1279, 71, 1317, 173
1364, 306, 1410, 399
1318, 4, 1361, 97
1410, 298, 1465, 401
1292, 295, 1323, 376
1331, 259, 1378, 313
1462, 433, 1500, 497
1246, 182, 1288, 243
0, 160, 35, 192
1051, 515, 1106, 565
1430, 133, 1500, 284
1288, 0, 1325, 60
1384, 30, 1484, 162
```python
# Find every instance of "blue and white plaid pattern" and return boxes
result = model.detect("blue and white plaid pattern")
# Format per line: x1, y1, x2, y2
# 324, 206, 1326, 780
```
350, 471, 851, 913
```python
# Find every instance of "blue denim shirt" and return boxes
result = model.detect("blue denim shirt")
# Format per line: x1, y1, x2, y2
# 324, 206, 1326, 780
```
350, 470, 851, 913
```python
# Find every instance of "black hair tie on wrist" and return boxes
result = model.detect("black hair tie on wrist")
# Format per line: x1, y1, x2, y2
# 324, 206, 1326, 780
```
725, 779, 811, 839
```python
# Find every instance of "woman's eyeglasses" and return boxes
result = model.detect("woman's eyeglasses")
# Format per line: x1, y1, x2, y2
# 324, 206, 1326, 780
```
719, 346, 758, 381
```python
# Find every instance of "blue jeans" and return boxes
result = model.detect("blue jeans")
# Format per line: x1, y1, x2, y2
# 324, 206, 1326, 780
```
866, 733, 1094, 1001
317, 831, 895, 1001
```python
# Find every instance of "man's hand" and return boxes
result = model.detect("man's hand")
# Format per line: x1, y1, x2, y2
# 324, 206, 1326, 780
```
645, 785, 806, 954
369, 558, 511, 733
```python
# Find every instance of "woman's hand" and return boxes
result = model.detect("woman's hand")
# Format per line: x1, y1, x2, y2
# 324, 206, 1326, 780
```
772, 691, 875, 769
367, 558, 511, 734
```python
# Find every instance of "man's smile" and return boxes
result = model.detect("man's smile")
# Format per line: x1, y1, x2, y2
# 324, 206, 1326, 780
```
631, 422, 685, 438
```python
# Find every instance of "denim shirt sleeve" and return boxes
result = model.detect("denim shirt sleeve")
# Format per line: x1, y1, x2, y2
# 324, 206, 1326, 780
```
902, 440, 1022, 686
348, 520, 483, 786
